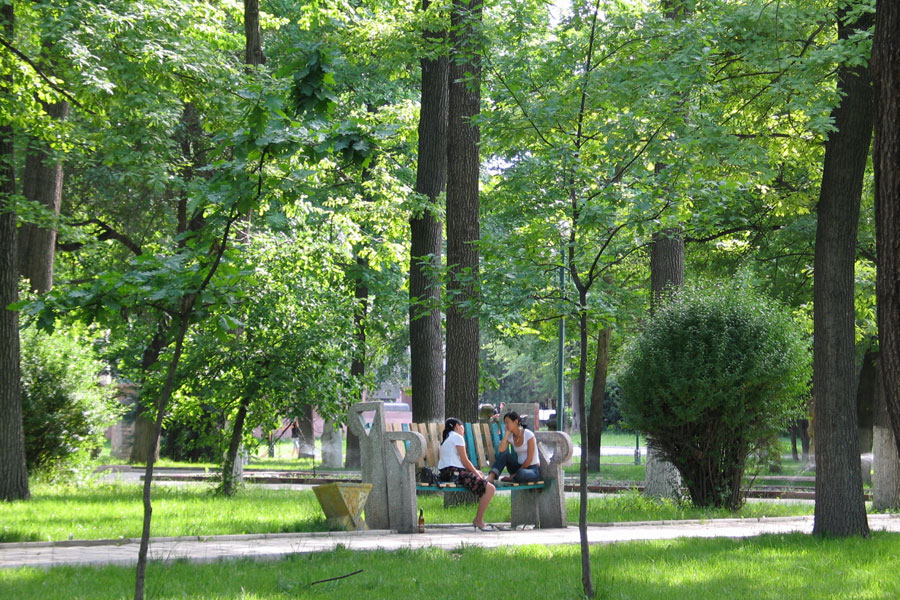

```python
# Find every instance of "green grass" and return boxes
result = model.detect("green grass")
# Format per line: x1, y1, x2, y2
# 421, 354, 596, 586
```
0, 483, 814, 543
3, 532, 900, 599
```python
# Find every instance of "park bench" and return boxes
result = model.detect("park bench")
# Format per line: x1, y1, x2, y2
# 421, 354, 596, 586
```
348, 401, 572, 534
383, 421, 551, 493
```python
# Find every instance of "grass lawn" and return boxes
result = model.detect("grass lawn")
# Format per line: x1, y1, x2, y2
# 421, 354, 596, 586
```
0, 483, 815, 543
3, 532, 900, 599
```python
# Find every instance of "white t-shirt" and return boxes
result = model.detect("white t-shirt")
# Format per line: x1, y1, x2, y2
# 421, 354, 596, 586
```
438, 430, 465, 469
512, 428, 539, 467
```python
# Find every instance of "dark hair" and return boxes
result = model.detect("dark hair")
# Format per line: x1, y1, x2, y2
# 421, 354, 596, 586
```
503, 411, 527, 430
442, 418, 463, 442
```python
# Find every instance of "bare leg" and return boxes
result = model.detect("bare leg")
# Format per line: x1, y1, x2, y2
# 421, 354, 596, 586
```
474, 483, 496, 527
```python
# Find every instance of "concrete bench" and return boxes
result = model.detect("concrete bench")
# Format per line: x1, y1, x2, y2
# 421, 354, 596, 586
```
348, 402, 572, 533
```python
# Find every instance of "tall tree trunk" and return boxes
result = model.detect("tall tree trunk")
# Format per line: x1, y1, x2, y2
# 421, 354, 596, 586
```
586, 327, 610, 471
857, 347, 879, 453
445, 0, 482, 423
243, 0, 266, 66
644, 229, 684, 499
574, 291, 593, 598
221, 393, 252, 496
410, 0, 447, 423
873, 0, 900, 466
873, 351, 900, 509
297, 403, 315, 458
345, 255, 369, 469
0, 1, 29, 502
18, 96, 68, 293
812, 7, 873, 538
129, 327, 166, 464
134, 315, 191, 600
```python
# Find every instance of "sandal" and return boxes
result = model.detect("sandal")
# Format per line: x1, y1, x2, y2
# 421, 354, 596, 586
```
473, 522, 495, 532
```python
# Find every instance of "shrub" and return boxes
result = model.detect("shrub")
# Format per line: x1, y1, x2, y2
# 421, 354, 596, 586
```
618, 281, 809, 509
20, 325, 121, 480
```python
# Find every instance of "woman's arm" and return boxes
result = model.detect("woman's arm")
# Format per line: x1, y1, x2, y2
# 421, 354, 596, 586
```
457, 445, 483, 477
524, 436, 536, 468
497, 430, 512, 453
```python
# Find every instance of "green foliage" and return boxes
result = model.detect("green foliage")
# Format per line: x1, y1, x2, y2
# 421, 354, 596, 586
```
19, 324, 121, 481
619, 280, 809, 509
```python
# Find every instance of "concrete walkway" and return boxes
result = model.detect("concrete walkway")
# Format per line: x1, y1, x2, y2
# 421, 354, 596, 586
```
4, 514, 900, 570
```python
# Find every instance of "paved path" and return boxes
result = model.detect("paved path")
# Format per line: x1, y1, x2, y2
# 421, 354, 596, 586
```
4, 515, 900, 570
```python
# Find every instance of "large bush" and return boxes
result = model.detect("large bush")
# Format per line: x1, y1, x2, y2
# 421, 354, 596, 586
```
20, 325, 121, 479
619, 282, 809, 509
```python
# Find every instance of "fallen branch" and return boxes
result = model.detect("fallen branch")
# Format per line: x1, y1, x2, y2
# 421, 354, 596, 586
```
310, 569, 364, 586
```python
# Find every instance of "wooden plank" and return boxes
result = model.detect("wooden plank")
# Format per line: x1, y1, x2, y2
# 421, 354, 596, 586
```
418, 423, 434, 468
481, 423, 496, 466
472, 423, 487, 469
463, 423, 477, 468
490, 421, 503, 453
428, 423, 441, 468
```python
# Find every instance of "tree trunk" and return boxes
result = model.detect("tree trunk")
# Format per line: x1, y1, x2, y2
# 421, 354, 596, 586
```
18, 97, 68, 293
129, 327, 167, 464
134, 316, 191, 600
575, 292, 593, 598
221, 393, 252, 496
812, 7, 873, 538
345, 255, 369, 469
297, 403, 315, 458
873, 352, 900, 509
645, 228, 684, 499
445, 0, 482, 423
410, 0, 447, 423
586, 327, 610, 471
873, 0, 900, 467
0, 2, 29, 502
243, 0, 266, 66
857, 347, 878, 454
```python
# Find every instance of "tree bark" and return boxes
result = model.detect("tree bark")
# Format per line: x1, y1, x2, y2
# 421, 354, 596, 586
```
410, 0, 447, 423
586, 327, 610, 471
221, 393, 252, 496
345, 255, 369, 469
297, 403, 315, 458
857, 347, 878, 453
0, 2, 29, 502
873, 352, 900, 509
645, 228, 684, 498
445, 0, 482, 423
812, 7, 873, 538
129, 326, 166, 464
873, 0, 900, 467
243, 0, 266, 66
649, 229, 684, 311
18, 95, 68, 293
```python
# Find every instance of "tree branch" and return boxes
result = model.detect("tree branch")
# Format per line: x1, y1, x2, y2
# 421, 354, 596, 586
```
0, 36, 94, 115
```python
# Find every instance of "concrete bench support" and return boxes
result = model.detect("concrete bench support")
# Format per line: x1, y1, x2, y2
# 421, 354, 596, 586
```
348, 402, 571, 532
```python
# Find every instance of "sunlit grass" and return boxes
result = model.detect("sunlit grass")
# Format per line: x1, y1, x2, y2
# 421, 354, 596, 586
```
3, 532, 900, 599
0, 483, 814, 543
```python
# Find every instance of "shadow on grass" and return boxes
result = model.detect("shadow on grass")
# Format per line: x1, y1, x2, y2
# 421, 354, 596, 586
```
3, 533, 899, 600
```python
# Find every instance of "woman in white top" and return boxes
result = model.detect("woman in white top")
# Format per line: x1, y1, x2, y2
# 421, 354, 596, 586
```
438, 418, 496, 531
486, 412, 540, 484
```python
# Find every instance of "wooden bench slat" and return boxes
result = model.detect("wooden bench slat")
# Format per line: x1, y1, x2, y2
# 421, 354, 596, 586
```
429, 423, 441, 467
481, 423, 496, 466
472, 424, 487, 469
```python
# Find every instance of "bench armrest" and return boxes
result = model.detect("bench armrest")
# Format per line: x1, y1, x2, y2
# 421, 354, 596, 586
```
384, 431, 426, 465
535, 431, 573, 469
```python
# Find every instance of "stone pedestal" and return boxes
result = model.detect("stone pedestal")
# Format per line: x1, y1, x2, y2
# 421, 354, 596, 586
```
347, 402, 390, 529
510, 431, 573, 528
313, 482, 373, 530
